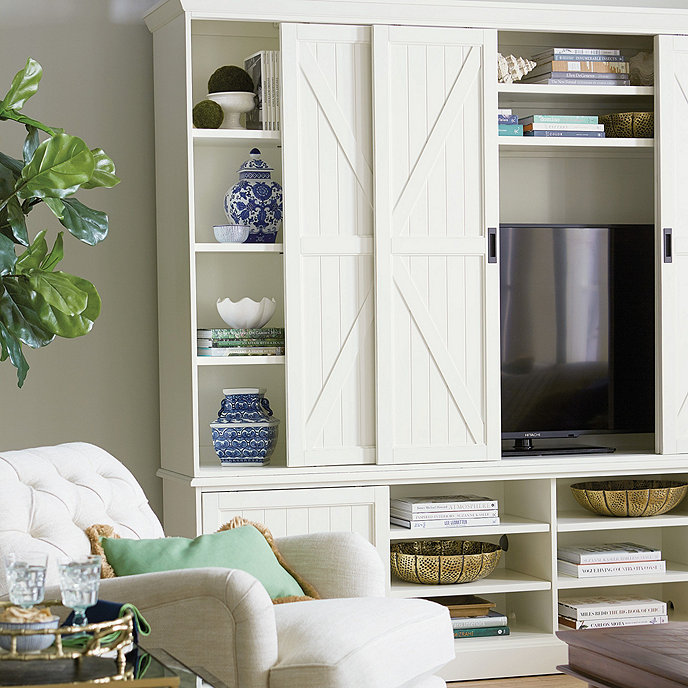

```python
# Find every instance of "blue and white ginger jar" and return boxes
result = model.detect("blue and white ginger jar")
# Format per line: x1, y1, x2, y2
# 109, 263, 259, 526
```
210, 387, 279, 466
223, 148, 282, 243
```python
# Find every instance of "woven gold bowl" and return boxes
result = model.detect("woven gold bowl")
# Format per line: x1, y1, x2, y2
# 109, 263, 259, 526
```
598, 112, 654, 138
570, 480, 688, 517
390, 540, 502, 585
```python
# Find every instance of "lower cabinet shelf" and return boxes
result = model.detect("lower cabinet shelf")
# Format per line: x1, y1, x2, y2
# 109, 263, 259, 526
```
557, 560, 688, 589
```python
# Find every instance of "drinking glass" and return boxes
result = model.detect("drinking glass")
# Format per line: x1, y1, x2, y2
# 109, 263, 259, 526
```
58, 555, 101, 627
4, 551, 47, 608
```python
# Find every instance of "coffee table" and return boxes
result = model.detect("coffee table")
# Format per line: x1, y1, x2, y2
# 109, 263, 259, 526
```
557, 622, 688, 688
0, 646, 226, 688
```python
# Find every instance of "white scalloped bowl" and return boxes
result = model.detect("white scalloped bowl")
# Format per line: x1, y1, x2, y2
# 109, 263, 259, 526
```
216, 297, 276, 329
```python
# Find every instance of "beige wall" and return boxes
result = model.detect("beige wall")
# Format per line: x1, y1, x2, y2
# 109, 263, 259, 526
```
0, 0, 162, 515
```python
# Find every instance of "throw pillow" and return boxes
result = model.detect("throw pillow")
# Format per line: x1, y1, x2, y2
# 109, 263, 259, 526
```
85, 518, 319, 604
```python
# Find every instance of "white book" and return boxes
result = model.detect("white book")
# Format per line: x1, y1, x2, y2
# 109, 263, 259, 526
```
558, 595, 667, 620
390, 508, 499, 521
523, 123, 604, 132
452, 610, 509, 629
497, 108, 512, 116
390, 495, 498, 513
273, 51, 281, 131
244, 50, 265, 130
266, 50, 274, 130
558, 543, 662, 565
390, 515, 500, 529
558, 614, 668, 630
557, 559, 666, 578
532, 47, 622, 58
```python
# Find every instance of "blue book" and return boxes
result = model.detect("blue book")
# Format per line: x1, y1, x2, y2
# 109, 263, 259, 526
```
498, 114, 518, 124
498, 124, 523, 137
524, 130, 605, 138
519, 115, 599, 125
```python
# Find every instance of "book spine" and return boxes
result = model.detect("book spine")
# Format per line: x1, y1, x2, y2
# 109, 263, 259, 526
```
524, 130, 605, 138
546, 54, 628, 62
523, 123, 604, 132
520, 115, 599, 124
530, 71, 629, 80
390, 499, 499, 512
497, 114, 518, 124
559, 614, 668, 629
558, 602, 667, 620
498, 124, 523, 136
557, 560, 666, 577
197, 346, 285, 356
558, 550, 662, 564
390, 516, 500, 529
453, 626, 510, 638
390, 508, 499, 521
533, 48, 622, 57
452, 615, 509, 629
497, 108, 512, 116
197, 338, 285, 347
542, 78, 630, 86
550, 61, 630, 73
198, 328, 285, 339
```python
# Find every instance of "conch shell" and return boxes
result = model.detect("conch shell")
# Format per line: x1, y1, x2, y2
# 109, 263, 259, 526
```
497, 53, 537, 83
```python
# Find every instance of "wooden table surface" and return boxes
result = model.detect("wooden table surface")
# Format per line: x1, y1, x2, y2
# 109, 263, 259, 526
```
557, 622, 688, 688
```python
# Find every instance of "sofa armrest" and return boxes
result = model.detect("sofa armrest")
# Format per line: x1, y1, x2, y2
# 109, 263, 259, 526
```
276, 532, 386, 598
47, 568, 277, 688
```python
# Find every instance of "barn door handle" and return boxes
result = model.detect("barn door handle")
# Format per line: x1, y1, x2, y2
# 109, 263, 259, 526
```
488, 227, 497, 263
664, 227, 673, 263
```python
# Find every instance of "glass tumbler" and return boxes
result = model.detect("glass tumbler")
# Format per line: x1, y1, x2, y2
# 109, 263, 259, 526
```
58, 555, 102, 627
4, 551, 48, 608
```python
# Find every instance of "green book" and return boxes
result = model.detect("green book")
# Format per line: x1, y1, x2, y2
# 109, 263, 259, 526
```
519, 114, 599, 125
498, 124, 523, 137
197, 338, 285, 347
453, 625, 510, 638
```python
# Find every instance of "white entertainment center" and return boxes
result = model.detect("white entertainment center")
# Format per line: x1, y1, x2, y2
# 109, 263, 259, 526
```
145, 0, 688, 680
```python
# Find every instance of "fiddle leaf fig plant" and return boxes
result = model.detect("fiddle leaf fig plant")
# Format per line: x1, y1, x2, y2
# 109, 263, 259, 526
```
0, 58, 119, 387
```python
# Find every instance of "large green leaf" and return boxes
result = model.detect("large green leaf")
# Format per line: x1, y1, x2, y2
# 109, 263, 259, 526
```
0, 233, 17, 275
0, 151, 23, 177
16, 133, 94, 201
27, 269, 88, 316
81, 148, 120, 190
43, 197, 64, 219
60, 198, 108, 245
0, 321, 28, 387
6, 197, 28, 245
66, 273, 100, 322
41, 232, 63, 272
0, 58, 42, 113
23, 126, 39, 165
14, 230, 47, 272
0, 276, 55, 347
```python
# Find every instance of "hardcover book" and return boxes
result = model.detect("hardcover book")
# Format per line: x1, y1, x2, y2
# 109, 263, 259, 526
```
197, 346, 285, 357
557, 543, 662, 565
523, 123, 604, 132
558, 614, 668, 629
497, 108, 512, 116
531, 60, 630, 75
498, 124, 523, 136
558, 596, 667, 620
390, 515, 500, 529
390, 495, 498, 513
197, 328, 285, 339
453, 625, 510, 638
532, 48, 622, 58
557, 559, 666, 578
422, 595, 495, 617
519, 114, 599, 124
524, 71, 629, 80
390, 508, 499, 521
452, 610, 509, 629
197, 338, 285, 348
244, 51, 265, 130
525, 78, 630, 86
523, 130, 605, 138
543, 54, 628, 63
498, 114, 518, 124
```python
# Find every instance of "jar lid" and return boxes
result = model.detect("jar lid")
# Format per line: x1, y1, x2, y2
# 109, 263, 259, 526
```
237, 148, 273, 175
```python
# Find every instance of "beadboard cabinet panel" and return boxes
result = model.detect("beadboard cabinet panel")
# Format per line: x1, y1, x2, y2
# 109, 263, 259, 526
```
374, 26, 500, 464
657, 35, 688, 454
282, 24, 376, 466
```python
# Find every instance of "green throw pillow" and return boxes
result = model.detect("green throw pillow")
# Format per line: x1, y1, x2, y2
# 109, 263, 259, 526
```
100, 524, 305, 600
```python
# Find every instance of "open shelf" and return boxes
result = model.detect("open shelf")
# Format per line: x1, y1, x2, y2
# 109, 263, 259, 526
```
196, 355, 285, 366
557, 561, 688, 589
498, 84, 654, 98
499, 137, 653, 153
390, 569, 551, 598
390, 515, 549, 540
558, 511, 688, 532
193, 129, 281, 146
454, 627, 558, 650
195, 242, 283, 253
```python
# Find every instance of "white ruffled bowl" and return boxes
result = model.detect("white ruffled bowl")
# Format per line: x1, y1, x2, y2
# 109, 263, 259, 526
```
216, 297, 276, 329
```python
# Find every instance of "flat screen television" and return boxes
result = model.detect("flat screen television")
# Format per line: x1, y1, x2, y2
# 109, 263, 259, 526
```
499, 223, 655, 456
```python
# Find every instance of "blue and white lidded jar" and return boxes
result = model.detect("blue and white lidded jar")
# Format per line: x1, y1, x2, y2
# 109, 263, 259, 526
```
210, 388, 279, 466
223, 148, 283, 243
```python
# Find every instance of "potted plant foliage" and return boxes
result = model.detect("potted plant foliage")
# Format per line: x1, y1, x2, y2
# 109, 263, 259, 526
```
0, 58, 119, 387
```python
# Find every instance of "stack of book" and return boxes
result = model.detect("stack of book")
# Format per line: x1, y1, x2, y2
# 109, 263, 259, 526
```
498, 108, 523, 137
522, 47, 630, 86
558, 594, 668, 630
390, 494, 499, 530
519, 114, 605, 138
557, 542, 665, 578
424, 595, 510, 638
197, 327, 285, 357
244, 50, 281, 131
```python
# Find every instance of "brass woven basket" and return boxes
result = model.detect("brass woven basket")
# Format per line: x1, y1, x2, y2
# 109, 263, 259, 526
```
570, 480, 688, 517
390, 540, 502, 585
598, 112, 654, 138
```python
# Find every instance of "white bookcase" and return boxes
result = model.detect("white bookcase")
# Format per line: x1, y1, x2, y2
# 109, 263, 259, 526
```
145, 1, 688, 681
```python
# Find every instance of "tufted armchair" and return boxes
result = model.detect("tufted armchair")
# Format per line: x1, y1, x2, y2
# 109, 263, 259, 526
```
0, 442, 454, 688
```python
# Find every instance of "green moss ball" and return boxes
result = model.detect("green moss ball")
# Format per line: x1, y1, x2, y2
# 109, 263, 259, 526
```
208, 65, 254, 94
193, 99, 224, 129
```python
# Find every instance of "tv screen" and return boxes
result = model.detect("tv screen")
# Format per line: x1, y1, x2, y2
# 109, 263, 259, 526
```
499, 224, 655, 455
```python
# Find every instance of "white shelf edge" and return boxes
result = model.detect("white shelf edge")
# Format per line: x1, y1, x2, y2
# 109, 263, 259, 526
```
499, 137, 654, 149
192, 129, 281, 144
195, 242, 283, 253
453, 627, 558, 651
557, 511, 688, 532
390, 515, 549, 540
390, 569, 551, 597
557, 560, 688, 589
497, 84, 654, 97
196, 355, 285, 366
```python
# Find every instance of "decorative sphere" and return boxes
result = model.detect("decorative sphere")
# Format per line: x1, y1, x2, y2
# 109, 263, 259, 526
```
192, 99, 224, 129
208, 65, 254, 94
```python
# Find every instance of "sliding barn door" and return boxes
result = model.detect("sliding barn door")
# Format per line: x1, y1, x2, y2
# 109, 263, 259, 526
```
656, 36, 688, 453
373, 26, 500, 463
282, 24, 376, 466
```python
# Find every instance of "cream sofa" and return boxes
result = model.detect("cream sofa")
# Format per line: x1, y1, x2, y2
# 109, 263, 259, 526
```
0, 442, 454, 688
